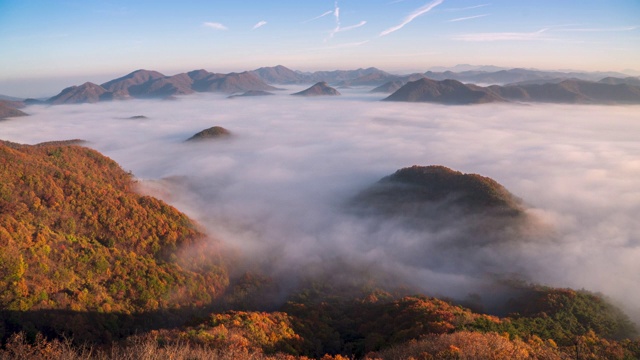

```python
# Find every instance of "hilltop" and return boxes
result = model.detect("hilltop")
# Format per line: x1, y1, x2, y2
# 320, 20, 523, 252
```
291, 82, 341, 96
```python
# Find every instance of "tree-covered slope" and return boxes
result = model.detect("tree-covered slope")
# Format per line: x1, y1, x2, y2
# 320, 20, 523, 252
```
0, 141, 228, 339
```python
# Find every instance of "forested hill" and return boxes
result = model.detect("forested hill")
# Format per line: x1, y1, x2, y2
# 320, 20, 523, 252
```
0, 140, 228, 340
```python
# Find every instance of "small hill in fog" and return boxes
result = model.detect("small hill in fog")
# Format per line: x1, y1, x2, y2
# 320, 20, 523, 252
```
354, 165, 524, 217
186, 126, 232, 141
291, 82, 341, 96
351, 165, 530, 248
228, 90, 275, 98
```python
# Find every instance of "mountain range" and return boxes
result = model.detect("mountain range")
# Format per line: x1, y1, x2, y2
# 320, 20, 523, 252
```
2, 65, 639, 107
45, 69, 280, 104
384, 78, 640, 105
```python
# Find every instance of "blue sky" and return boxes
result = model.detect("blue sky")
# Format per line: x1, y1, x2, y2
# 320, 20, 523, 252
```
1, 0, 639, 96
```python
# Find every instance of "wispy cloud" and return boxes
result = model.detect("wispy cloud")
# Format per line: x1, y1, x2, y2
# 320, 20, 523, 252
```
326, 1, 367, 40
380, 0, 444, 37
329, 1, 341, 39
336, 20, 367, 33
443, 3, 490, 11
203, 22, 228, 31
252, 21, 267, 30
453, 28, 549, 41
302, 10, 334, 23
447, 14, 488, 22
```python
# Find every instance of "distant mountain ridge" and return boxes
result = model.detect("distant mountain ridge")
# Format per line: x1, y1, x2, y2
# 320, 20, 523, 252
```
38, 65, 640, 105
422, 68, 632, 85
385, 78, 640, 105
47, 69, 278, 104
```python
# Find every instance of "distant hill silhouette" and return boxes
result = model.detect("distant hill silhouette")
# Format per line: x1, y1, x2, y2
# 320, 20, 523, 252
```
127, 73, 194, 98
384, 78, 504, 104
386, 78, 640, 104
489, 79, 640, 104
598, 76, 640, 86
423, 68, 630, 85
228, 90, 275, 98
251, 65, 395, 86
48, 69, 278, 104
192, 71, 278, 93
39, 66, 640, 104
251, 65, 306, 84
48, 82, 118, 104
291, 82, 340, 96
0, 100, 27, 119
370, 80, 408, 93
101, 69, 165, 95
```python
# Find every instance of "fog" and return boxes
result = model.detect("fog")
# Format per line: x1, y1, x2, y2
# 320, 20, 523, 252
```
2, 89, 640, 316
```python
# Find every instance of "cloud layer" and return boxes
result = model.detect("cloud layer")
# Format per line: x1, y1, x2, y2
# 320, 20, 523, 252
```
3, 90, 640, 318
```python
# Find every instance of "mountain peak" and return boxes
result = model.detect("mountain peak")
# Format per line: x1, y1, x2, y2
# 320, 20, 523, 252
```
291, 82, 341, 96
384, 78, 505, 104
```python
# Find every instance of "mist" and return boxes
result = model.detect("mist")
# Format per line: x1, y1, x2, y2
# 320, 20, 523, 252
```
2, 89, 639, 317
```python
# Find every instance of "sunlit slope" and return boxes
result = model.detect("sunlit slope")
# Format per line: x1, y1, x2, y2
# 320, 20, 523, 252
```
0, 141, 228, 314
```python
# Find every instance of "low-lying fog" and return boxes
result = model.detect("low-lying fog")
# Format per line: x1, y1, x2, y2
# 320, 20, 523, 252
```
3, 88, 640, 316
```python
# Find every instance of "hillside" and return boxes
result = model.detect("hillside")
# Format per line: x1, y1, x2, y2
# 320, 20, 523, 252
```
101, 69, 165, 94
47, 82, 113, 104
0, 101, 27, 119
384, 78, 505, 104
193, 71, 278, 93
0, 140, 228, 342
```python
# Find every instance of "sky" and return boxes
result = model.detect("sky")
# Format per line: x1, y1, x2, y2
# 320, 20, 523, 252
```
0, 0, 639, 97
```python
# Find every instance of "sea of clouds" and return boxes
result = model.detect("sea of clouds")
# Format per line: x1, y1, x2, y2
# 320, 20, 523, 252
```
2, 88, 639, 316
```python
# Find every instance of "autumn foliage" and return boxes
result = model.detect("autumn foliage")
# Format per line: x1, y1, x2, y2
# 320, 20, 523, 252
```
0, 141, 227, 341
0, 141, 639, 359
